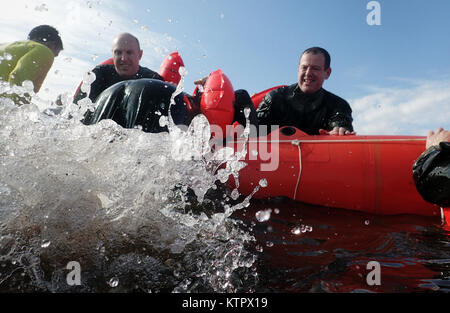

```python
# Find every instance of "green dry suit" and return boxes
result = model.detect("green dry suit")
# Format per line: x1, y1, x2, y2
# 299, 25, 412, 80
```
0, 40, 54, 103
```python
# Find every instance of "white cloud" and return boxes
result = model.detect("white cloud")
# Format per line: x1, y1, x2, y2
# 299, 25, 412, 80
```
0, 0, 180, 102
350, 80, 450, 135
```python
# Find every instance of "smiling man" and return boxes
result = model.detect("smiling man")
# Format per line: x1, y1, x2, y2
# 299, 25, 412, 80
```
257, 47, 354, 135
74, 32, 163, 103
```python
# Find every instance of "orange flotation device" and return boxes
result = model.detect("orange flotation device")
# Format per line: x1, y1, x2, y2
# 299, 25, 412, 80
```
159, 51, 184, 85
226, 127, 440, 217
99, 57, 114, 65
251, 85, 287, 109
199, 69, 235, 138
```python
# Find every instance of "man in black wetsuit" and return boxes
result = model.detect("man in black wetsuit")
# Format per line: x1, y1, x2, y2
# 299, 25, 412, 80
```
257, 47, 354, 136
73, 32, 163, 104
413, 128, 450, 208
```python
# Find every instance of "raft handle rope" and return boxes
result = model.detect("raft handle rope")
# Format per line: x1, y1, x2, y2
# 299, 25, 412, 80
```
291, 139, 303, 200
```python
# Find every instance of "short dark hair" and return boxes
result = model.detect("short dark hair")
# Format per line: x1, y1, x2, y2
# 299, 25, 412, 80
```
301, 47, 331, 70
28, 25, 63, 50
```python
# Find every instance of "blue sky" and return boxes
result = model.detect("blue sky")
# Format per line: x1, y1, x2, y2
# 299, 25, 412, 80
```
1, 0, 449, 134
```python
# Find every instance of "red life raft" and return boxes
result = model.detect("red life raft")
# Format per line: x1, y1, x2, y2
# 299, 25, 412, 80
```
227, 126, 440, 217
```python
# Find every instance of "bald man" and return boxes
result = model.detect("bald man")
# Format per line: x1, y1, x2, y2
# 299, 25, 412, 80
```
74, 33, 163, 104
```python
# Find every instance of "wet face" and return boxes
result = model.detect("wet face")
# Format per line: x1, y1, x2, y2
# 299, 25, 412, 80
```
297, 52, 331, 94
112, 35, 143, 78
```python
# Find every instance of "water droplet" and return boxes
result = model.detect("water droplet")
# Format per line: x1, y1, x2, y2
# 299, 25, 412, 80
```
266, 241, 274, 247
133, 19, 139, 24
4, 53, 12, 61
259, 178, 268, 188
255, 209, 271, 222
34, 4, 48, 11
291, 224, 313, 235
173, 269, 181, 278
41, 240, 51, 248
231, 188, 240, 200
107, 277, 119, 288
179, 66, 187, 76
244, 107, 251, 118
159, 116, 168, 127
168, 18, 173, 23
220, 13, 225, 19
364, 220, 370, 226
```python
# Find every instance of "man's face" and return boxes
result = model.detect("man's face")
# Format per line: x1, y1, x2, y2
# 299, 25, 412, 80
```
297, 52, 331, 94
112, 36, 142, 77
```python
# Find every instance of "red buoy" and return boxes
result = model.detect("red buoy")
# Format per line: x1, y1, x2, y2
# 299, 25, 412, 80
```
200, 69, 235, 138
159, 51, 185, 85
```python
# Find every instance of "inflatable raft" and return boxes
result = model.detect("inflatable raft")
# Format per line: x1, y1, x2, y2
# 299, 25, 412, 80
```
227, 127, 440, 217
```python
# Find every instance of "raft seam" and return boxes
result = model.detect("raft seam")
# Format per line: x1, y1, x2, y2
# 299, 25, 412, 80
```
237, 138, 425, 144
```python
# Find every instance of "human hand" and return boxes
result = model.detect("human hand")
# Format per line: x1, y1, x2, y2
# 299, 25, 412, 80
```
319, 127, 356, 136
426, 128, 450, 149
194, 75, 209, 86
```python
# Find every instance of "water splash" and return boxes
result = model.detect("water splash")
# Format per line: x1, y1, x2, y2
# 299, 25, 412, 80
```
0, 74, 259, 292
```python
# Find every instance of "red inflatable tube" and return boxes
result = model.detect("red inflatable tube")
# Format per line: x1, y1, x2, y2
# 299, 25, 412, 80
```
226, 127, 441, 217
159, 51, 185, 85
200, 69, 235, 138
99, 57, 114, 65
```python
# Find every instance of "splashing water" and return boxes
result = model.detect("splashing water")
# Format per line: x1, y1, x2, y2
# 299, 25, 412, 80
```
0, 74, 260, 292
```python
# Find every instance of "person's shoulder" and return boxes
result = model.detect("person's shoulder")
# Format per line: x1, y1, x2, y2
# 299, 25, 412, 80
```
2, 40, 25, 49
322, 88, 350, 105
138, 66, 163, 79
92, 64, 116, 76
26, 41, 54, 62
93, 64, 115, 72
267, 83, 295, 98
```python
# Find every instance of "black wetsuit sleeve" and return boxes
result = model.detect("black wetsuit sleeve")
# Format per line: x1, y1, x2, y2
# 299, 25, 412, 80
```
233, 89, 259, 127
413, 142, 450, 207
139, 67, 164, 81
256, 88, 282, 126
74, 66, 109, 104
326, 95, 354, 132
